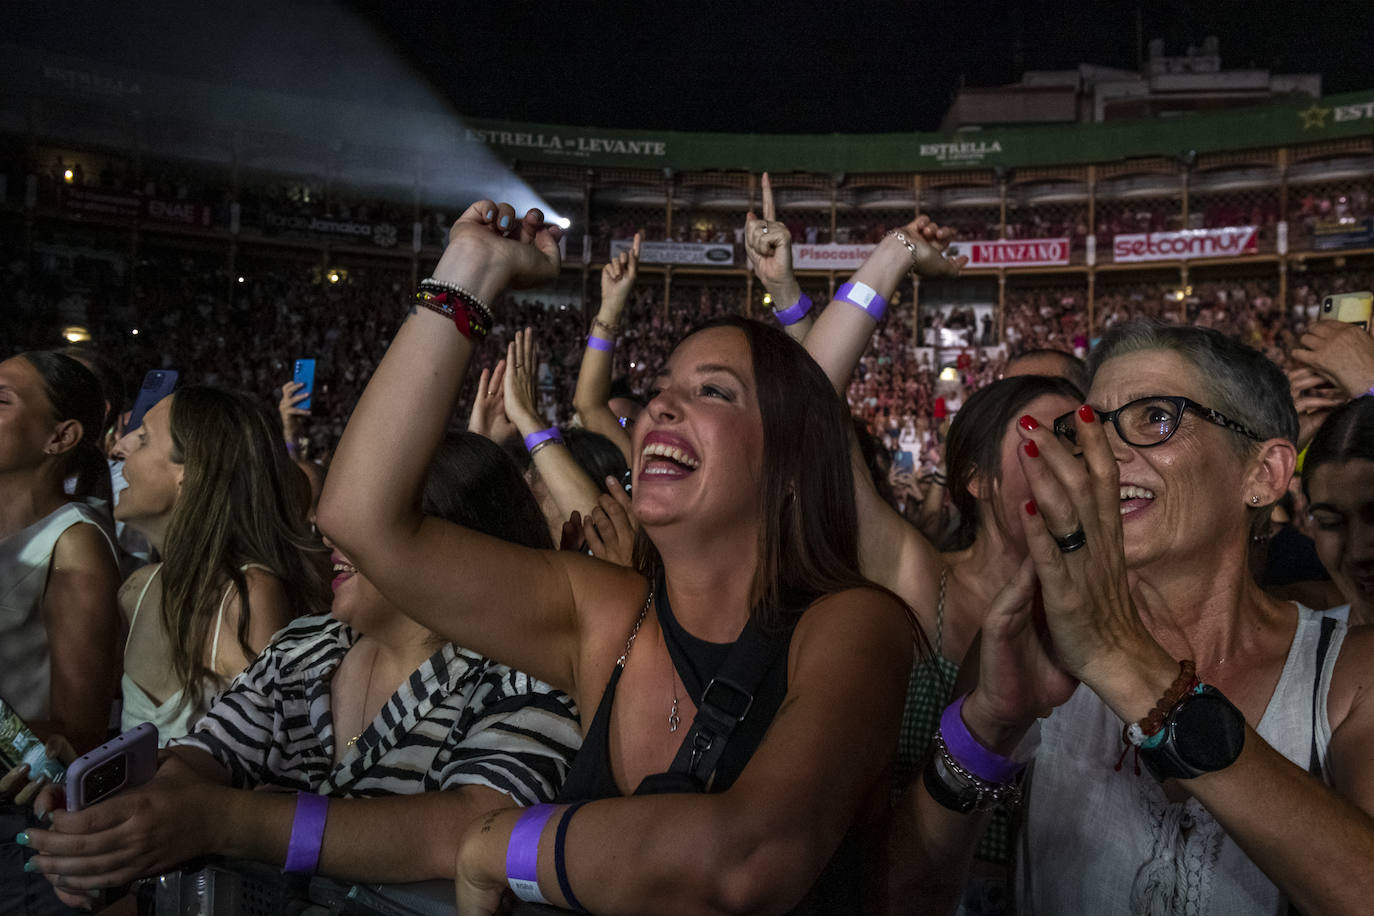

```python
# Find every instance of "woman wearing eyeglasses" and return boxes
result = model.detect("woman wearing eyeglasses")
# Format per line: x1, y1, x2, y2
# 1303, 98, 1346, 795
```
886, 322, 1374, 915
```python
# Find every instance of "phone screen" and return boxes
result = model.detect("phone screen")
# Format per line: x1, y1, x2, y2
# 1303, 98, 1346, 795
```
293, 359, 316, 411
125, 370, 179, 434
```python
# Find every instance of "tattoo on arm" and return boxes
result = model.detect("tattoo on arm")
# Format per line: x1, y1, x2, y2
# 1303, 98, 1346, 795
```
479, 811, 500, 834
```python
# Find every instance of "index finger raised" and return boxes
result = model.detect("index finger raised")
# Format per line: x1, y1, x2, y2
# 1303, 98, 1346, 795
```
761, 172, 776, 222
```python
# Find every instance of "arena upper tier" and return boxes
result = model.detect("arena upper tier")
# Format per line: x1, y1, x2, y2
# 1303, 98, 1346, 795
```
3, 40, 1374, 328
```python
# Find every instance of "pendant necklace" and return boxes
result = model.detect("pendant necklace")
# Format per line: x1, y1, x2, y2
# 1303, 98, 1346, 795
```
346, 643, 380, 748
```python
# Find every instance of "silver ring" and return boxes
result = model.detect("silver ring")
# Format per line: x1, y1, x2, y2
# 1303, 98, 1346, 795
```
1054, 525, 1087, 553
760, 224, 769, 234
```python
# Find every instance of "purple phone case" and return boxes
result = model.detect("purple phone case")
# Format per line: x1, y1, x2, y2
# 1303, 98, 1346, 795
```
65, 722, 158, 811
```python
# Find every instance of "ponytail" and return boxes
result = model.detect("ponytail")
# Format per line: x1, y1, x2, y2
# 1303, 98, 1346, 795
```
17, 351, 110, 499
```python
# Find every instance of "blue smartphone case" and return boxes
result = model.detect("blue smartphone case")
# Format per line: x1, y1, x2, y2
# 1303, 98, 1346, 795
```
293, 359, 316, 411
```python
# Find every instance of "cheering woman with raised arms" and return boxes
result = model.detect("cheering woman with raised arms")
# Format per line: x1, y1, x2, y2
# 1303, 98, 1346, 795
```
319, 201, 917, 913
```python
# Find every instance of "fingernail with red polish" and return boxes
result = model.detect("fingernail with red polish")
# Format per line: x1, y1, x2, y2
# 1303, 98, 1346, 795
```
1023, 440, 1039, 458
1025, 499, 1038, 516
1078, 404, 1095, 423
1019, 415, 1039, 431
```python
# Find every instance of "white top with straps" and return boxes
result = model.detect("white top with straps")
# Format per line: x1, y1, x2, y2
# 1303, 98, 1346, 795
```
1019, 606, 1347, 916
120, 563, 265, 744
0, 499, 118, 720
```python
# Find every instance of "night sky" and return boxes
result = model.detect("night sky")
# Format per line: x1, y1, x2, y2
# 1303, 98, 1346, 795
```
9, 0, 1374, 134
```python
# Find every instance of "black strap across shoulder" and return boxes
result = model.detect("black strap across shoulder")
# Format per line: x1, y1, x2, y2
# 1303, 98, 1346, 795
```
1306, 614, 1338, 778
664, 616, 787, 791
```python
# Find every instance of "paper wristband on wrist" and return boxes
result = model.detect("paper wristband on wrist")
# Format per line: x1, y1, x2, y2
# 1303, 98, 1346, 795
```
940, 694, 1025, 785
505, 804, 558, 904
586, 334, 614, 352
772, 292, 813, 326
283, 792, 329, 873
555, 802, 590, 913
524, 428, 562, 453
835, 281, 888, 322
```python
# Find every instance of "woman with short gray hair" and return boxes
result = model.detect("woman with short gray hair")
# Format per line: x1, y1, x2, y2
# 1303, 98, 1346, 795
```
888, 321, 1374, 915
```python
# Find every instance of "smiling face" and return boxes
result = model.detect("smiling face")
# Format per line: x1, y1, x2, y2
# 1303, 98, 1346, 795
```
1087, 350, 1255, 569
327, 542, 396, 634
631, 326, 765, 536
112, 396, 182, 528
1306, 458, 1374, 621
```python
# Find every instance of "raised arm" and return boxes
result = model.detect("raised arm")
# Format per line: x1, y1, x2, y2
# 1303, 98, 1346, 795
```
803, 216, 964, 394
572, 233, 639, 463
503, 327, 604, 522
745, 172, 812, 342
317, 201, 625, 693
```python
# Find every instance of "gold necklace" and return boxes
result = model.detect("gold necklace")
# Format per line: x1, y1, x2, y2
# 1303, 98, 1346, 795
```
664, 628, 680, 733
345, 643, 380, 748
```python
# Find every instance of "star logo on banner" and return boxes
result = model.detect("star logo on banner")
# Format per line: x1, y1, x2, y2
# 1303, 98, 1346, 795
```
1299, 104, 1331, 130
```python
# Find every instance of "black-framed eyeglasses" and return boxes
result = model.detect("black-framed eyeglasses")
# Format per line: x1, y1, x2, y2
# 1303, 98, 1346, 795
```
1052, 396, 1265, 449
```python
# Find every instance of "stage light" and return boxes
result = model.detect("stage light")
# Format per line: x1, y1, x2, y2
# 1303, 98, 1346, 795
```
238, 276, 245, 283
939, 367, 958, 382
63, 326, 90, 343
328, 271, 340, 283
63, 169, 74, 183
131, 328, 139, 336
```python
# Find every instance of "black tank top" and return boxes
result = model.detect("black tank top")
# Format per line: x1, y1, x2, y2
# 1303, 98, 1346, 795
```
555, 574, 869, 913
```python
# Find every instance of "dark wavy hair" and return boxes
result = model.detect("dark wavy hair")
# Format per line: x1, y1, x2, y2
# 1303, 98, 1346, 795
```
423, 432, 553, 550
943, 375, 1085, 551
1302, 396, 1374, 498
631, 316, 927, 652
18, 350, 112, 502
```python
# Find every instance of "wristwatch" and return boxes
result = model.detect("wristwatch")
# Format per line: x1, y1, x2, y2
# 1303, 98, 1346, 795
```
1138, 685, 1246, 781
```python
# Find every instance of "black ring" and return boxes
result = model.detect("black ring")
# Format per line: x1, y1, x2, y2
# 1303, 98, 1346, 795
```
1054, 525, 1087, 553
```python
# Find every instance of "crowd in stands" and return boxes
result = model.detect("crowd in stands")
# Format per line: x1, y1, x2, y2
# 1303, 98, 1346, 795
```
2, 196, 1374, 916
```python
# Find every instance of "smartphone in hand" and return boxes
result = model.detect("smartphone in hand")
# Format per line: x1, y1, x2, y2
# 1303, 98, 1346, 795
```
292, 359, 317, 412
1321, 291, 1373, 332
0, 697, 66, 785
125, 370, 179, 434
65, 723, 158, 811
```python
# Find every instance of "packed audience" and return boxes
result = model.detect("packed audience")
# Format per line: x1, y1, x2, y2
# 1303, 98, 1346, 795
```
2, 195, 1373, 916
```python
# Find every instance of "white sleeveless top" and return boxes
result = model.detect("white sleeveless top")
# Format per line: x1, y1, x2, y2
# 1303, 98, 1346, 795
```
0, 500, 119, 720
1019, 607, 1347, 916
121, 563, 265, 744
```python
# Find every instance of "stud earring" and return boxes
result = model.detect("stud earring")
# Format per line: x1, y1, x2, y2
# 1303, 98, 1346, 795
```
1249, 495, 1260, 505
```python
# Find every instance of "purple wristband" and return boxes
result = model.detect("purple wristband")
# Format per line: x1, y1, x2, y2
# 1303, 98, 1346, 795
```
506, 804, 558, 904
524, 427, 562, 452
940, 694, 1025, 785
835, 281, 887, 322
283, 792, 329, 873
772, 293, 813, 327
586, 334, 614, 352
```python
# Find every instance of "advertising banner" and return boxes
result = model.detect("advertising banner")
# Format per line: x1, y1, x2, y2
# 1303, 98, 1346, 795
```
791, 244, 875, 270
263, 212, 401, 248
1112, 226, 1258, 263
1311, 218, 1374, 251
949, 238, 1072, 268
58, 187, 213, 228
611, 239, 735, 266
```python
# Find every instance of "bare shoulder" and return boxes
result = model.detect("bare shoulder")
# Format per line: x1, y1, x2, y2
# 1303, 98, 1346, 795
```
51, 519, 117, 572
1329, 623, 1374, 732
117, 562, 162, 616
555, 551, 652, 646
793, 586, 916, 660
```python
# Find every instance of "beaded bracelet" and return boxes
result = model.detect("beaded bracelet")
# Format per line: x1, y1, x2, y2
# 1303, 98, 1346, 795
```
414, 290, 490, 340
1123, 659, 1198, 747
886, 229, 922, 273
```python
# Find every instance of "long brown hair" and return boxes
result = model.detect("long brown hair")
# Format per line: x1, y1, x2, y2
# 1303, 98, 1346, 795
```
160, 386, 329, 708
633, 317, 928, 654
